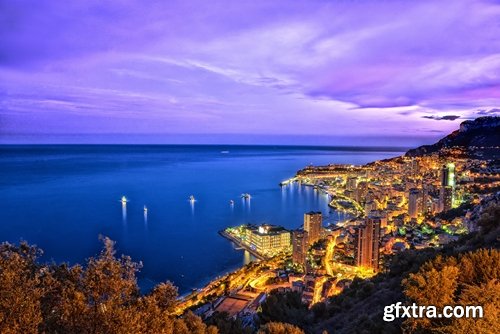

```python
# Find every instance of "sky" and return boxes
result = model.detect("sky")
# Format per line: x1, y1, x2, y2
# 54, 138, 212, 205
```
1, 0, 500, 145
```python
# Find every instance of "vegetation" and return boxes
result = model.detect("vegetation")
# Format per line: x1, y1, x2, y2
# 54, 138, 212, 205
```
0, 236, 218, 334
403, 249, 500, 333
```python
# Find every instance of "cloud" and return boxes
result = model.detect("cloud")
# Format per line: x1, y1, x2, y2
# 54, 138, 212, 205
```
477, 108, 500, 115
1, 0, 499, 141
422, 115, 461, 121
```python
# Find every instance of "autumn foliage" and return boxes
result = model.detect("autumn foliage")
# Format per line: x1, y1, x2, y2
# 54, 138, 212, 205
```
403, 249, 500, 333
0, 237, 218, 334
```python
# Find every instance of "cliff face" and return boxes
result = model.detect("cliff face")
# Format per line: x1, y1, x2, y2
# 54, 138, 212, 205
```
406, 116, 500, 158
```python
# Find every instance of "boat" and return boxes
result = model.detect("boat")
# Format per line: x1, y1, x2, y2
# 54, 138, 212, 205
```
189, 195, 196, 202
143, 205, 148, 213
220, 150, 230, 154
240, 193, 252, 199
229, 200, 234, 205
121, 196, 128, 204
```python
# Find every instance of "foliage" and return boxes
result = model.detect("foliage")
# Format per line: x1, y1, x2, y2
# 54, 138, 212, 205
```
402, 249, 500, 333
204, 311, 251, 334
0, 237, 218, 334
258, 291, 309, 328
257, 321, 305, 334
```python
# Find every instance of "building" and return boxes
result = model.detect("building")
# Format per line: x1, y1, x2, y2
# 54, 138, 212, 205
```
440, 186, 453, 212
243, 224, 291, 257
346, 176, 358, 191
408, 188, 420, 219
304, 211, 322, 245
355, 217, 381, 270
302, 275, 316, 305
364, 200, 377, 216
441, 163, 455, 187
292, 230, 308, 266
439, 163, 455, 212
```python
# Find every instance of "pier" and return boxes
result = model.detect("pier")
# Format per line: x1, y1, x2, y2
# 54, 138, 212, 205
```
218, 230, 266, 261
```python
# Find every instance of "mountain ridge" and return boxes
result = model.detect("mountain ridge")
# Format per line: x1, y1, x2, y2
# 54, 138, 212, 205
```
405, 116, 500, 159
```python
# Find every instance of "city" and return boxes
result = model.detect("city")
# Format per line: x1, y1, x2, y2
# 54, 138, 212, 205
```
1, 0, 500, 333
172, 117, 500, 331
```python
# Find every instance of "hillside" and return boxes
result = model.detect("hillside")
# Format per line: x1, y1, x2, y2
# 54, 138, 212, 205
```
405, 116, 500, 159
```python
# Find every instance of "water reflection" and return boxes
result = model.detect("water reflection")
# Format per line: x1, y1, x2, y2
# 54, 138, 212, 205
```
243, 250, 256, 265
190, 200, 195, 215
121, 202, 127, 223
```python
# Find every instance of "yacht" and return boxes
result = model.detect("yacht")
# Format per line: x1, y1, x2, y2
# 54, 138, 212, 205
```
189, 195, 196, 202
143, 205, 148, 213
240, 193, 252, 199
229, 200, 234, 205
121, 196, 128, 204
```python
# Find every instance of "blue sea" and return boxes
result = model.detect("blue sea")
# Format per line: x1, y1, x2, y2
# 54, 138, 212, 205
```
0, 145, 403, 293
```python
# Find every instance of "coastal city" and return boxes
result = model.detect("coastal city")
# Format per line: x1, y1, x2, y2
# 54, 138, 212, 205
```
174, 119, 500, 329
2, 0, 500, 332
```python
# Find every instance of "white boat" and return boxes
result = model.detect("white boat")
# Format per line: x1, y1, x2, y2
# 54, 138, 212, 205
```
220, 150, 230, 154
144, 205, 148, 213
230, 200, 234, 205
189, 195, 196, 202
240, 193, 251, 199
121, 196, 128, 204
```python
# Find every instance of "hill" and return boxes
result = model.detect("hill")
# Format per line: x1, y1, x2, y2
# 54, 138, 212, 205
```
405, 116, 500, 159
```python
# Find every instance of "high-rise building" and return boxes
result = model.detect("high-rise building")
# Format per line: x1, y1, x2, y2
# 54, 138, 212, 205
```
292, 230, 308, 266
355, 181, 368, 203
440, 186, 453, 212
408, 188, 420, 219
440, 163, 455, 211
441, 163, 455, 187
304, 211, 322, 245
410, 158, 419, 176
364, 200, 377, 216
355, 217, 381, 270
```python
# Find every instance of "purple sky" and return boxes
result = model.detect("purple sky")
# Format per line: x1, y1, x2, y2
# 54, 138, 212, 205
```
1, 0, 500, 145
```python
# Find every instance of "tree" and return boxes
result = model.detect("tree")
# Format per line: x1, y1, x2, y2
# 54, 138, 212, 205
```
80, 236, 142, 333
0, 238, 221, 334
0, 242, 44, 334
257, 322, 304, 334
402, 249, 500, 333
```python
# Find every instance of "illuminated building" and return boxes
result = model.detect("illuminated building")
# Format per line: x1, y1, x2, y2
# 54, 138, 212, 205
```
355, 217, 381, 270
355, 181, 368, 203
238, 224, 291, 257
440, 186, 453, 212
292, 230, 308, 266
439, 163, 456, 211
304, 212, 322, 245
408, 188, 420, 219
302, 275, 316, 304
441, 163, 455, 187
253, 225, 290, 256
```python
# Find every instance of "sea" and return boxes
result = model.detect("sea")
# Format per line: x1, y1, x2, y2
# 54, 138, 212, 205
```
0, 145, 404, 293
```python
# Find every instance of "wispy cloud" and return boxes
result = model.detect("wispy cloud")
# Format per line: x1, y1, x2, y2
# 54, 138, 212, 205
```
422, 115, 461, 121
0, 0, 499, 142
